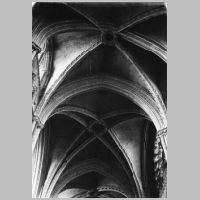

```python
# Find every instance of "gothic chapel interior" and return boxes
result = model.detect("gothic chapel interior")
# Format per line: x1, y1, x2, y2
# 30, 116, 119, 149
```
32, 2, 167, 198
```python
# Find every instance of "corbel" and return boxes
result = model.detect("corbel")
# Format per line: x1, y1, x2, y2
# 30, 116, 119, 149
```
32, 42, 41, 54
33, 115, 44, 129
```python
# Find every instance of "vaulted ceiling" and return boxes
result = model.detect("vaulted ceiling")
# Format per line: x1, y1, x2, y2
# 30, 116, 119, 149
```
32, 2, 167, 198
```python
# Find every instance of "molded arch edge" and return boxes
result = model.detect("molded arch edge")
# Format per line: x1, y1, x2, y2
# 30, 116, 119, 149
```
40, 76, 166, 128
33, 76, 166, 152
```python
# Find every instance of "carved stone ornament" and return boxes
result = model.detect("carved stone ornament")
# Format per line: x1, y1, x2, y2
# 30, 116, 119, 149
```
154, 129, 167, 196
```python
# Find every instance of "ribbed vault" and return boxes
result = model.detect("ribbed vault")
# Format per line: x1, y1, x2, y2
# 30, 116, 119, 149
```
32, 2, 167, 198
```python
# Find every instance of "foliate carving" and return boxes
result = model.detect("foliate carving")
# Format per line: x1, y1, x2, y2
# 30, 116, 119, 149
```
32, 42, 41, 111
32, 56, 40, 94
154, 129, 167, 196
97, 185, 129, 197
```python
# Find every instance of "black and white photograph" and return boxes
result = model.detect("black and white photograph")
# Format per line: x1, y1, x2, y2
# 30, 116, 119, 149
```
32, 2, 167, 198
